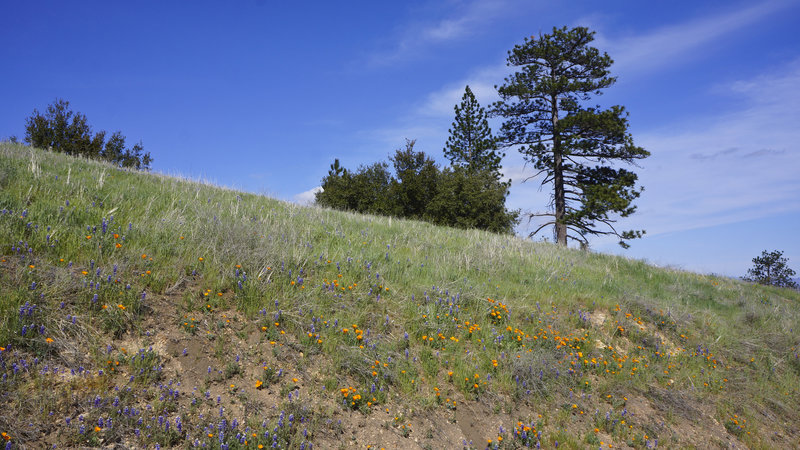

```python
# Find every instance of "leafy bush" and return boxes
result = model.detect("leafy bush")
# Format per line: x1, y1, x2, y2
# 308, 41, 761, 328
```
317, 140, 518, 233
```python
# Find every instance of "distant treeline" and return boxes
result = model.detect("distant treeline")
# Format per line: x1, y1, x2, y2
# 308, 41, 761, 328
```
23, 98, 152, 170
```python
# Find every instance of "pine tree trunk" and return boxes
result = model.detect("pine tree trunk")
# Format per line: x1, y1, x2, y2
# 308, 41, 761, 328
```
552, 95, 567, 246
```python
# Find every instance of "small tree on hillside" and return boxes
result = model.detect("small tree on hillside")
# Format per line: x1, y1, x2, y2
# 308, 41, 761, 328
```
316, 159, 354, 210
426, 166, 519, 233
390, 139, 440, 220
743, 250, 797, 289
491, 26, 649, 248
444, 85, 503, 174
25, 98, 95, 156
315, 159, 394, 215
103, 131, 152, 169
350, 162, 394, 215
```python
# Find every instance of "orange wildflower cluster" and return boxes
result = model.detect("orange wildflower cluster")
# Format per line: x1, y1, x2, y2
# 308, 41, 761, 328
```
461, 320, 481, 335
340, 387, 355, 397
516, 420, 535, 435
487, 297, 509, 323
370, 359, 389, 378
339, 383, 379, 409
465, 372, 487, 392
504, 325, 529, 343
306, 331, 322, 344
342, 324, 364, 347
726, 414, 749, 435
323, 275, 357, 292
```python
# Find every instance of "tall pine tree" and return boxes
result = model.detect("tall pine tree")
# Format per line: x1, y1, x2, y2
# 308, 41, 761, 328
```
491, 26, 649, 248
444, 85, 503, 175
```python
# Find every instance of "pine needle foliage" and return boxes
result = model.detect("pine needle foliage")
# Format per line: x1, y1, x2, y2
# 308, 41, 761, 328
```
743, 250, 798, 289
444, 85, 503, 175
491, 26, 649, 248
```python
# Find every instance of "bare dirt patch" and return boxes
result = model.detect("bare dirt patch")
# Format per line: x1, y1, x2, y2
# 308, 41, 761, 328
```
625, 389, 743, 449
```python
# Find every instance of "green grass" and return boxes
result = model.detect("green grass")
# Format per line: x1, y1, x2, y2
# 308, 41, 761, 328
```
1, 141, 799, 448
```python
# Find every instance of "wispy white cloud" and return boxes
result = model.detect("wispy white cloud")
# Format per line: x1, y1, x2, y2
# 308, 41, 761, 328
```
416, 63, 510, 117
362, 62, 514, 162
583, 59, 800, 245
417, 0, 796, 118
587, 0, 794, 76
293, 186, 322, 205
355, 124, 446, 158
368, 0, 515, 66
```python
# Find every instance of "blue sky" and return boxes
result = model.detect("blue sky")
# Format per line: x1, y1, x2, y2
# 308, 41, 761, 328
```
2, 0, 799, 278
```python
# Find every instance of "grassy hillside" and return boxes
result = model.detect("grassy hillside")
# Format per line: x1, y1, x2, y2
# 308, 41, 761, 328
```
1, 141, 798, 449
